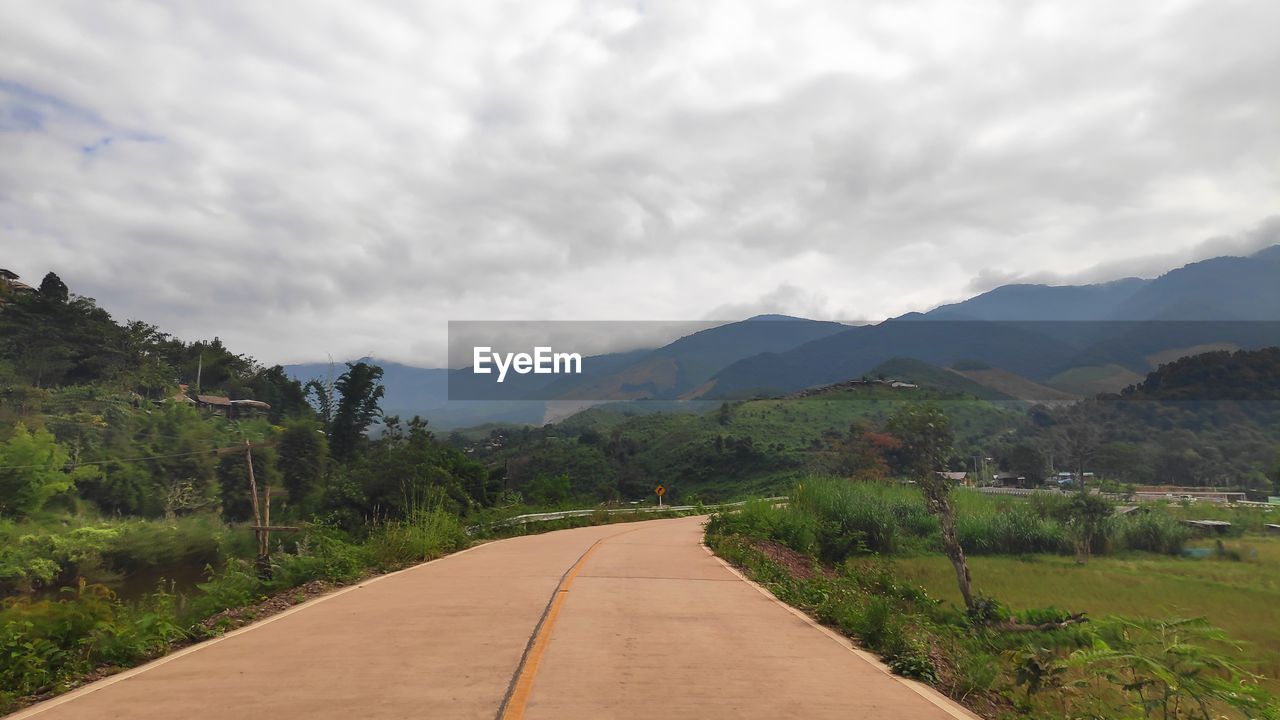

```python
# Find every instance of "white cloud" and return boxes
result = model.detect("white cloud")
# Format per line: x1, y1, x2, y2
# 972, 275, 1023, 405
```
1, 0, 1278, 366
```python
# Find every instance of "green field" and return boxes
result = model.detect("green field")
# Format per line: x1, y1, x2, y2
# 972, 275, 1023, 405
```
894, 537, 1280, 684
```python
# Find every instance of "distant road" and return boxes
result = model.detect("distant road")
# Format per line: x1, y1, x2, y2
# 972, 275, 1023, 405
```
10, 517, 975, 720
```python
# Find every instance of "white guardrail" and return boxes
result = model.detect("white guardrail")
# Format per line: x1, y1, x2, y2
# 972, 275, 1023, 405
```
478, 496, 788, 531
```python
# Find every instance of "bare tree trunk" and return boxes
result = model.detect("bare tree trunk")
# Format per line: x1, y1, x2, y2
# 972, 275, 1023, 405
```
933, 497, 974, 611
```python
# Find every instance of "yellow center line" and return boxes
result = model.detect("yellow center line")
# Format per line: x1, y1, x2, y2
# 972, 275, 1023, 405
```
498, 527, 640, 720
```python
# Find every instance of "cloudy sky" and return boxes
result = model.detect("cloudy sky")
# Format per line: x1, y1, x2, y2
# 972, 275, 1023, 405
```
2, 1, 1278, 367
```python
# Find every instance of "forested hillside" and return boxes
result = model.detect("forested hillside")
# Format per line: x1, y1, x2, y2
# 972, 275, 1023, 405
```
464, 376, 1021, 503
998, 348, 1280, 491
1, 272, 499, 579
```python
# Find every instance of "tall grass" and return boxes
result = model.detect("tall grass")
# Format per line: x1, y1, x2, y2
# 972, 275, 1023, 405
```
364, 508, 469, 572
1108, 512, 1190, 555
711, 475, 1200, 564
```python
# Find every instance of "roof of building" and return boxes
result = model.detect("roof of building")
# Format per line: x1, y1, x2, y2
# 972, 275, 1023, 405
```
197, 394, 233, 406
229, 399, 271, 410
0, 269, 18, 280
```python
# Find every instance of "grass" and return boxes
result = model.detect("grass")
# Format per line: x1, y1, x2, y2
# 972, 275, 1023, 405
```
706, 477, 1280, 717
893, 538, 1280, 685
721, 476, 1191, 561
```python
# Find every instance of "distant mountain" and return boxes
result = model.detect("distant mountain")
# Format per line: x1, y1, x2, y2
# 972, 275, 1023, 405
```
930, 277, 1149, 321
545, 315, 849, 401
946, 362, 1080, 405
698, 318, 1080, 398
284, 358, 450, 412
284, 317, 848, 428
288, 245, 1280, 424
702, 247, 1280, 399
930, 246, 1280, 322
1252, 244, 1280, 262
1107, 254, 1280, 320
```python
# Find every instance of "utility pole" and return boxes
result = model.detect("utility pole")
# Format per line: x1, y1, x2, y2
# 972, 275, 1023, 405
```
195, 352, 203, 396
244, 439, 264, 556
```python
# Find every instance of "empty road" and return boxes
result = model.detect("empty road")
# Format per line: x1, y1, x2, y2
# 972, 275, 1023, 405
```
10, 516, 976, 719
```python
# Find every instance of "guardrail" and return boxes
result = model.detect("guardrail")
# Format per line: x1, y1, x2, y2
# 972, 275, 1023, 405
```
971, 486, 1128, 501
476, 496, 788, 532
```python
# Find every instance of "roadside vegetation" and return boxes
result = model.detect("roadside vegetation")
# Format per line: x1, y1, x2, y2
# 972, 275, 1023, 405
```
708, 477, 1278, 718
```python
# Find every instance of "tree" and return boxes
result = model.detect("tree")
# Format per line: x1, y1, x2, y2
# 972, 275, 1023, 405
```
887, 403, 975, 611
1094, 442, 1152, 485
160, 478, 213, 520
37, 272, 69, 303
826, 421, 896, 479
1061, 493, 1112, 564
1007, 443, 1048, 486
217, 446, 280, 522
1056, 422, 1100, 490
329, 362, 385, 461
0, 424, 98, 517
524, 472, 572, 506
277, 419, 328, 512
250, 365, 310, 422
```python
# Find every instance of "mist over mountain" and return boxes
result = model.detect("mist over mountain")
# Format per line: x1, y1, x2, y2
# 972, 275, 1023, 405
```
703, 246, 1280, 399
286, 246, 1280, 424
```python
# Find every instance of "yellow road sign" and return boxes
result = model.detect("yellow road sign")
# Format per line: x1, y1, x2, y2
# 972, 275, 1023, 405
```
655, 485, 666, 496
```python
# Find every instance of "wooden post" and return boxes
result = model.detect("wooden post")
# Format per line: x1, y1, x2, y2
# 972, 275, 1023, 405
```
263, 485, 272, 556
244, 439, 266, 563
244, 439, 262, 526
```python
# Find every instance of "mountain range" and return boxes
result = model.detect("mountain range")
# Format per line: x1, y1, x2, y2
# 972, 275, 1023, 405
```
285, 245, 1280, 428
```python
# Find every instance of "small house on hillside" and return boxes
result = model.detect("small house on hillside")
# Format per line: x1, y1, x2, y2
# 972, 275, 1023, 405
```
936, 471, 970, 486
195, 394, 271, 419
0, 269, 36, 299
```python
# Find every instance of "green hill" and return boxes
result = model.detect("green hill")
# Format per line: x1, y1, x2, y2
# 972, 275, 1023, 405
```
867, 358, 1016, 402
473, 377, 1021, 503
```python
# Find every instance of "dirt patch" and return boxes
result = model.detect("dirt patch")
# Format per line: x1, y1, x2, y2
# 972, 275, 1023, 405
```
197, 579, 338, 633
750, 539, 825, 579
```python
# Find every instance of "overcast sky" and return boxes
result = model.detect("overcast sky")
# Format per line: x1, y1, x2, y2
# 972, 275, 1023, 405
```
2, 1, 1278, 367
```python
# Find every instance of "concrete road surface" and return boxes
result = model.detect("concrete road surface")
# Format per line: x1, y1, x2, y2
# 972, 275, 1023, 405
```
10, 516, 977, 720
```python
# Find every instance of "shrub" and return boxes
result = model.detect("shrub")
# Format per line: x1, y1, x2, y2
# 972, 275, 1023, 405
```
1109, 512, 1189, 555
364, 508, 467, 572
185, 560, 264, 621
957, 510, 1071, 555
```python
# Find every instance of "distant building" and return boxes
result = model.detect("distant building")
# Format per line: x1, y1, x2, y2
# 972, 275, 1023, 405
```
1181, 519, 1232, 535
990, 472, 1029, 487
194, 394, 271, 418
0, 268, 36, 299
936, 471, 969, 486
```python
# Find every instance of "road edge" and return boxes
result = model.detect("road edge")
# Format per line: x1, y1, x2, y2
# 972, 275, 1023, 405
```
699, 542, 982, 720
4, 538, 507, 720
